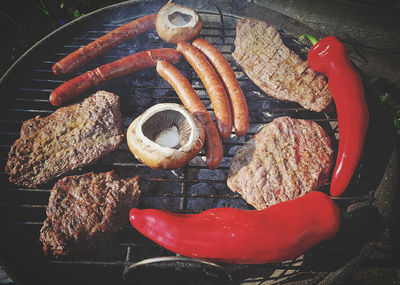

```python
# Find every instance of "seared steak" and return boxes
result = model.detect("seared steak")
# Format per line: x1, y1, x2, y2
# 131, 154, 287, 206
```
227, 116, 333, 209
232, 18, 332, 112
6, 91, 124, 188
40, 171, 140, 257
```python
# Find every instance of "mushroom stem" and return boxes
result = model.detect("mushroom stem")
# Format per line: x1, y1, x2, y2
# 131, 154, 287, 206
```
155, 125, 181, 148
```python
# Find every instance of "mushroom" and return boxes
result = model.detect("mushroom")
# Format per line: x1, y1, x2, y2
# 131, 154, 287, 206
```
156, 2, 202, 44
127, 103, 205, 170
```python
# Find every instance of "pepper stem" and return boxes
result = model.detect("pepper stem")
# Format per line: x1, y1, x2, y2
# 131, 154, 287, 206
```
299, 34, 319, 46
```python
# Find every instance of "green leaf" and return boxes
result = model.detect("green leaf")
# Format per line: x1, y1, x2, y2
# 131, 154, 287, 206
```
379, 92, 390, 103
369, 76, 379, 83
73, 9, 81, 18
299, 34, 319, 46
38, 0, 49, 16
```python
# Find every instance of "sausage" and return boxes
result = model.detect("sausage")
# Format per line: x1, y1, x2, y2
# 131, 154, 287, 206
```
192, 38, 249, 137
49, 48, 181, 106
52, 14, 157, 75
156, 60, 223, 169
176, 41, 232, 140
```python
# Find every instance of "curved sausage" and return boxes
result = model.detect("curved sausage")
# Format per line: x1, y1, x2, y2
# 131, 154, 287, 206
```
52, 14, 157, 75
156, 60, 223, 169
50, 48, 181, 106
192, 38, 249, 137
176, 41, 232, 140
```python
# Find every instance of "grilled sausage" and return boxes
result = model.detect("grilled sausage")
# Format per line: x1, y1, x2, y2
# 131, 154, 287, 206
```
50, 48, 181, 106
176, 41, 232, 140
156, 60, 223, 169
193, 38, 249, 137
52, 14, 157, 75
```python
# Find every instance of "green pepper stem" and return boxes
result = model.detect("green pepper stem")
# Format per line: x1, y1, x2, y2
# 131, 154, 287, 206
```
299, 34, 319, 46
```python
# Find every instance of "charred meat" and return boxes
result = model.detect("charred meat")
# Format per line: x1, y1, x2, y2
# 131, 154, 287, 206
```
40, 171, 141, 257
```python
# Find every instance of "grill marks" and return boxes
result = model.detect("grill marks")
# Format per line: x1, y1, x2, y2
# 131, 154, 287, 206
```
227, 117, 334, 210
5, 91, 124, 188
40, 171, 141, 257
232, 18, 332, 112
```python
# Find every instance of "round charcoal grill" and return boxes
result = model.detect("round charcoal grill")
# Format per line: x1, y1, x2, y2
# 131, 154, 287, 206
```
0, 0, 396, 284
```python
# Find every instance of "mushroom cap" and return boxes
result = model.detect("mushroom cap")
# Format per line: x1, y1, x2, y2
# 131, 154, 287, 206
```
156, 2, 202, 44
127, 103, 205, 170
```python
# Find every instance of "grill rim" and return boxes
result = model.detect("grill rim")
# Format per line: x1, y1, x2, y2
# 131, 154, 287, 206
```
0, 0, 396, 284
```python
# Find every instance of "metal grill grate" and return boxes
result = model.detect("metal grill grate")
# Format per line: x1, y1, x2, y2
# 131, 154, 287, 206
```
0, 1, 384, 284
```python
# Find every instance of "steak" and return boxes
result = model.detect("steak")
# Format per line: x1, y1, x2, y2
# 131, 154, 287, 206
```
227, 116, 333, 210
6, 91, 124, 188
232, 18, 332, 112
40, 171, 141, 257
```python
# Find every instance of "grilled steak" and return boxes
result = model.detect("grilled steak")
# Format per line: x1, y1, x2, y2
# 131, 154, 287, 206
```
6, 91, 124, 188
232, 18, 332, 112
40, 171, 141, 257
227, 116, 333, 210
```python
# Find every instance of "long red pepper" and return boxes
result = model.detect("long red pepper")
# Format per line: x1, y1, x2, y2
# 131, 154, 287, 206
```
301, 34, 369, 197
129, 191, 340, 264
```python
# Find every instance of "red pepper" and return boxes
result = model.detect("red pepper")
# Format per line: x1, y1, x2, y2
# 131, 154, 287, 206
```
129, 191, 340, 264
301, 34, 369, 197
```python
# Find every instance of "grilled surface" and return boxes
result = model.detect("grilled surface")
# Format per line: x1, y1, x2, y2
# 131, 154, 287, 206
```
228, 116, 334, 209
233, 18, 332, 112
40, 171, 141, 257
0, 3, 380, 284
5, 91, 124, 188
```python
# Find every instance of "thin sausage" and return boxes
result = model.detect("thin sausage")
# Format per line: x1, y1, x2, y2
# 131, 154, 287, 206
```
193, 38, 249, 137
49, 48, 181, 106
52, 14, 157, 75
156, 60, 223, 169
176, 41, 232, 140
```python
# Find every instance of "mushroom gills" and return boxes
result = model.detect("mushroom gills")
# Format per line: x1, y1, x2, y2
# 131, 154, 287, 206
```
168, 11, 192, 27
141, 110, 192, 149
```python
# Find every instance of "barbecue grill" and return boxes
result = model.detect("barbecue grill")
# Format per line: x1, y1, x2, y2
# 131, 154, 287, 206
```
0, 0, 397, 284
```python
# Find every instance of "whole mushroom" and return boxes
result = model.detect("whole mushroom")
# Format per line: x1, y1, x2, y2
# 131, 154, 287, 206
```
156, 2, 202, 44
127, 103, 205, 170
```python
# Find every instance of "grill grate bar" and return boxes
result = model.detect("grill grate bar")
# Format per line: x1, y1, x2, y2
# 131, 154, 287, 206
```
9, 98, 50, 103
23, 260, 127, 266
0, 115, 339, 124
10, 221, 44, 226
97, 161, 231, 170
0, 192, 374, 207
3, 109, 338, 121
8, 109, 53, 114
0, 204, 47, 208
0, 187, 51, 192
25, 78, 65, 83
19, 258, 304, 271
19, 87, 53, 92
31, 69, 53, 73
